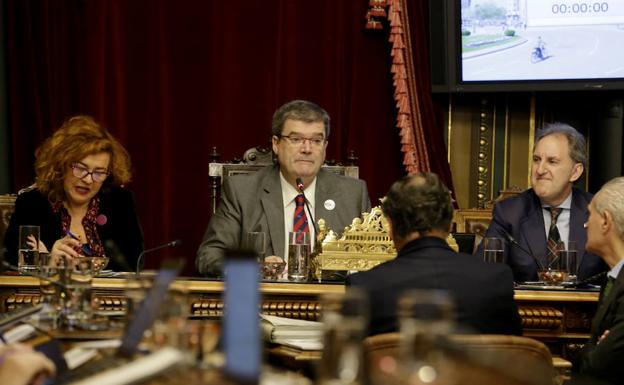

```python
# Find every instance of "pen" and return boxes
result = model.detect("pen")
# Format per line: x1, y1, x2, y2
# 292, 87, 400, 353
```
65, 231, 95, 256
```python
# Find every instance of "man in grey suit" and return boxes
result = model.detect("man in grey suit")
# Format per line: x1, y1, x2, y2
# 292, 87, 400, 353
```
196, 100, 371, 276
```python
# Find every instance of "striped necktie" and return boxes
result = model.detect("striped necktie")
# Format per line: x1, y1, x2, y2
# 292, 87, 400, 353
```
293, 194, 310, 241
547, 207, 563, 265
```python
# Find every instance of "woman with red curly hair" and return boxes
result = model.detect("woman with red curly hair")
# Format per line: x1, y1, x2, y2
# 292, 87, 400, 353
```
4, 116, 144, 271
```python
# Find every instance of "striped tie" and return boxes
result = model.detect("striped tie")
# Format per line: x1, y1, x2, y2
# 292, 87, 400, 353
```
547, 207, 563, 265
293, 194, 309, 242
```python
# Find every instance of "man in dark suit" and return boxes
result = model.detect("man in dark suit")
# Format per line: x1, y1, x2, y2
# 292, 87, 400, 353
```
572, 177, 624, 384
346, 173, 522, 336
196, 100, 371, 276
476, 123, 606, 282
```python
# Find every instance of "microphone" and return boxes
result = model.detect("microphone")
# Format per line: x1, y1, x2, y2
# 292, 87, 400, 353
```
562, 271, 607, 288
295, 177, 319, 238
135, 239, 182, 276
492, 219, 545, 271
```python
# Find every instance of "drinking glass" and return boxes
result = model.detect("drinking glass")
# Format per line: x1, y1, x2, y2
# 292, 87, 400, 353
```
38, 253, 65, 325
560, 241, 578, 283
397, 289, 456, 385
482, 237, 504, 263
318, 288, 368, 385
61, 257, 96, 329
287, 231, 310, 282
18, 225, 40, 274
540, 241, 566, 283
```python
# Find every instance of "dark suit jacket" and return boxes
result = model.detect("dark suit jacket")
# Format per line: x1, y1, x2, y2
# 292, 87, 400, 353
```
196, 165, 371, 276
4, 187, 144, 271
573, 268, 624, 384
475, 188, 607, 282
346, 236, 522, 336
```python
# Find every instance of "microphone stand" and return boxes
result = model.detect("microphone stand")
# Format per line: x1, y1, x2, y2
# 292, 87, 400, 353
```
135, 240, 182, 276
490, 218, 546, 271
295, 177, 319, 239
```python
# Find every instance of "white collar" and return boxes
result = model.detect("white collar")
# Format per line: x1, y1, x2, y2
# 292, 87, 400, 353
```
279, 172, 317, 206
542, 191, 572, 210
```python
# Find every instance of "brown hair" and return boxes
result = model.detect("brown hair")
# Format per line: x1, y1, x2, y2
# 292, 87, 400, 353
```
34, 115, 132, 203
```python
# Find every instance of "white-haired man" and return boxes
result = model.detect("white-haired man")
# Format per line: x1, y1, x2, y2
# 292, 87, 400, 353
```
572, 176, 624, 384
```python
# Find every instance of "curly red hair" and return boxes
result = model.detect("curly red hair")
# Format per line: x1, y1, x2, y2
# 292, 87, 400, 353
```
34, 115, 132, 203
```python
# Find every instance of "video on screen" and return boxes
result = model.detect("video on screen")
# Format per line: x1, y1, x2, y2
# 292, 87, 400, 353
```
461, 0, 624, 82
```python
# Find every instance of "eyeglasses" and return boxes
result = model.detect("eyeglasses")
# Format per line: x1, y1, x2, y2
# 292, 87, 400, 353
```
278, 134, 326, 147
71, 163, 110, 183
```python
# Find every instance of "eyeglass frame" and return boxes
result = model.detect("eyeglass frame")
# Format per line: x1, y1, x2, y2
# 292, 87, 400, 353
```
70, 163, 110, 183
277, 134, 327, 147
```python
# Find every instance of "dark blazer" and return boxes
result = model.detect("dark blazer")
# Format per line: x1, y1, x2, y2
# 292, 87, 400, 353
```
4, 187, 144, 271
196, 165, 371, 276
574, 268, 624, 384
475, 188, 607, 282
346, 236, 522, 336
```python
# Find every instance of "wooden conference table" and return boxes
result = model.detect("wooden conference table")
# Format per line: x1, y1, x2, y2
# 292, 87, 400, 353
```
0, 275, 599, 360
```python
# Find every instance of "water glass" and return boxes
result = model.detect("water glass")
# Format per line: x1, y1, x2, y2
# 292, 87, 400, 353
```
398, 289, 456, 385
61, 257, 96, 329
318, 289, 368, 385
482, 237, 504, 263
38, 253, 66, 324
287, 231, 311, 282
559, 241, 578, 283
18, 225, 40, 274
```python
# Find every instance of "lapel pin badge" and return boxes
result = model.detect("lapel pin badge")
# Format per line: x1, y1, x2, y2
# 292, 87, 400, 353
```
324, 199, 336, 211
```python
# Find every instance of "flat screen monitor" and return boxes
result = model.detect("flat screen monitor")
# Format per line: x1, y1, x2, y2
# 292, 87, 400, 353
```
431, 0, 624, 92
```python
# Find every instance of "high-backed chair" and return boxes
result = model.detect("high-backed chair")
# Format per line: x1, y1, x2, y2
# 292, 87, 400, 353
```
363, 332, 559, 385
453, 186, 525, 253
207, 146, 360, 214
0, 194, 17, 250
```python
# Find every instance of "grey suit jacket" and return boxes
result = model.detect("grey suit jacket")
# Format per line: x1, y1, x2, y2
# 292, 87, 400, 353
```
196, 165, 371, 276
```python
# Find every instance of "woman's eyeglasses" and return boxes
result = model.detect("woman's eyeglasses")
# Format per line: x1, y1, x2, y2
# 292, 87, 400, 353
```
71, 163, 110, 183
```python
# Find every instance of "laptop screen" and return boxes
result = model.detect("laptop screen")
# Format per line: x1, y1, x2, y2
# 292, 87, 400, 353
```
223, 250, 260, 384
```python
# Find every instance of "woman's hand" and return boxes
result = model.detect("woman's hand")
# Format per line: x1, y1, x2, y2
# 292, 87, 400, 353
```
26, 235, 49, 253
50, 235, 83, 262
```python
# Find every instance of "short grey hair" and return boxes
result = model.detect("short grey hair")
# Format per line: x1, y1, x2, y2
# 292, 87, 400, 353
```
271, 100, 330, 138
535, 122, 587, 169
594, 177, 624, 239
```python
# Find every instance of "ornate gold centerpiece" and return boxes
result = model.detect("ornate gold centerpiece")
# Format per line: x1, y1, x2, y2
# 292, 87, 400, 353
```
312, 206, 396, 279
312, 206, 458, 280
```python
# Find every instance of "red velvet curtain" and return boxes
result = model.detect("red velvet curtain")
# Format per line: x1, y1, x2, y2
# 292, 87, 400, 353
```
5, 0, 403, 273
5, 0, 449, 274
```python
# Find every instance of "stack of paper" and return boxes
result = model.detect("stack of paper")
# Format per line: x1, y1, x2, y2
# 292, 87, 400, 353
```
260, 314, 324, 350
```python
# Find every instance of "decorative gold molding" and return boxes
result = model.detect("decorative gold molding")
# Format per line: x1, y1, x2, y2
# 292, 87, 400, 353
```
477, 99, 493, 208
518, 306, 563, 329
528, 95, 537, 186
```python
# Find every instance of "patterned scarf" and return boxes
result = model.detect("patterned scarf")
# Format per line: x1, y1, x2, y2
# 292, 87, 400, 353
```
52, 196, 105, 258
